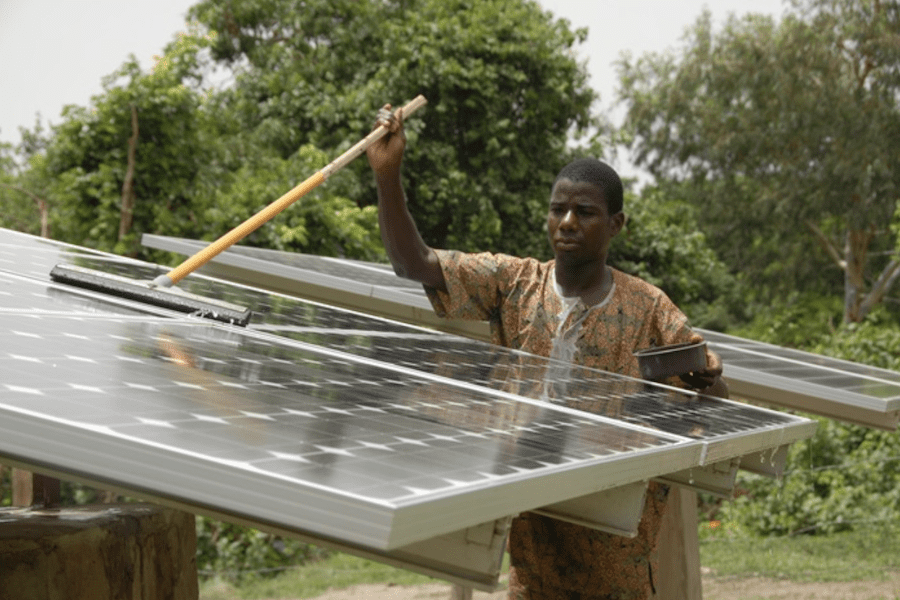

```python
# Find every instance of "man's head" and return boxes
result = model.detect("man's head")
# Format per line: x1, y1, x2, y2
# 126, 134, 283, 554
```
547, 158, 625, 269
553, 158, 623, 214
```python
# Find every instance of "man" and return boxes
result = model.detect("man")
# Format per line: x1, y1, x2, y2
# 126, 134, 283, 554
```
366, 104, 727, 599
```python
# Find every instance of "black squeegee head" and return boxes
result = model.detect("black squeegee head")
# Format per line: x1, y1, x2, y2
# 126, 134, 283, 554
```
49, 264, 252, 327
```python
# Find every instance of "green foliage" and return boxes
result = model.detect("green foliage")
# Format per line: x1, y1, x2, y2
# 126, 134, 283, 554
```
732, 293, 843, 349
187, 0, 601, 258
194, 143, 383, 259
43, 37, 208, 255
0, 138, 51, 237
195, 517, 329, 584
720, 415, 900, 536
610, 186, 740, 329
617, 0, 900, 319
719, 308, 900, 536
199, 550, 440, 599
699, 520, 900, 582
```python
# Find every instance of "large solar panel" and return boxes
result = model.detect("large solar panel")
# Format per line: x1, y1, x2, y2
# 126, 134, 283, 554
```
701, 329, 900, 429
141, 234, 900, 430
0, 228, 815, 588
134, 233, 813, 463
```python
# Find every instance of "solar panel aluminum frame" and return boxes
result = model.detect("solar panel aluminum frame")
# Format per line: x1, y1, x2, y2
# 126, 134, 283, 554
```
726, 364, 900, 430
248, 321, 819, 479
0, 309, 705, 554
0, 437, 512, 591
138, 233, 820, 482
0, 264, 708, 595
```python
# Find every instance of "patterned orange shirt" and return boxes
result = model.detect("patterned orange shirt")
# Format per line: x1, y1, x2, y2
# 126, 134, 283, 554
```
425, 250, 700, 600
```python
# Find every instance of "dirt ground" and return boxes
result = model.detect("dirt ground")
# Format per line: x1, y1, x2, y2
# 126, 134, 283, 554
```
306, 572, 900, 600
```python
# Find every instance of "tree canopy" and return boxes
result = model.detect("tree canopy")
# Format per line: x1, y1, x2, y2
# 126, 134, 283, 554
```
617, 0, 900, 322
186, 0, 601, 259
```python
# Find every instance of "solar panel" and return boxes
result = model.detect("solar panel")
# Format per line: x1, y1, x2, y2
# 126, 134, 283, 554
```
0, 228, 815, 588
141, 234, 900, 430
700, 330, 900, 428
136, 235, 812, 461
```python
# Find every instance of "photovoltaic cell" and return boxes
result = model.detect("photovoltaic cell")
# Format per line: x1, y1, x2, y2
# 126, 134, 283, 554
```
702, 329, 900, 428
0, 309, 695, 549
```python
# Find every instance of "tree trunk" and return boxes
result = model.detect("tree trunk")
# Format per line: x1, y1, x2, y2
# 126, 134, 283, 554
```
0, 183, 51, 237
38, 199, 49, 238
808, 220, 899, 323
118, 104, 139, 243
842, 227, 871, 323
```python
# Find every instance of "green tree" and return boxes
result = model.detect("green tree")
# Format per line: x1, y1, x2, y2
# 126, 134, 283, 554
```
0, 128, 54, 238
617, 0, 900, 323
43, 33, 209, 255
609, 186, 740, 329
187, 0, 601, 259
194, 142, 383, 259
719, 308, 900, 536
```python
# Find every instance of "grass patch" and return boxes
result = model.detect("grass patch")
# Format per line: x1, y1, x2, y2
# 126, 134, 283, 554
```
199, 551, 443, 600
200, 524, 900, 599
700, 521, 900, 582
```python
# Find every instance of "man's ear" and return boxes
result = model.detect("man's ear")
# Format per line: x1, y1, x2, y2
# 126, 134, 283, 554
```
610, 212, 626, 237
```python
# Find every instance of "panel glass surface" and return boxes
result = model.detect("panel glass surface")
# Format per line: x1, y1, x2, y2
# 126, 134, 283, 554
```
257, 328, 801, 442
13, 229, 812, 442
148, 235, 899, 416
136, 231, 815, 442
703, 330, 900, 402
0, 311, 679, 506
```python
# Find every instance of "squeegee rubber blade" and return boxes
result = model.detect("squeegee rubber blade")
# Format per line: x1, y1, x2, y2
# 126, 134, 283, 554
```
49, 264, 252, 326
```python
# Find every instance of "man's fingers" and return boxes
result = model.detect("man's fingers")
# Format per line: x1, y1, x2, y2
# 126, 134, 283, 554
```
375, 104, 404, 133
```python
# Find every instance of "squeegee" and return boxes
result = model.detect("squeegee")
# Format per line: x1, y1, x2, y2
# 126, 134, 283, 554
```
51, 95, 427, 327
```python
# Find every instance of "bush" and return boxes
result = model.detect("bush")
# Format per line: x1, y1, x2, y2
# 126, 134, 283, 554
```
716, 309, 900, 536
196, 517, 331, 584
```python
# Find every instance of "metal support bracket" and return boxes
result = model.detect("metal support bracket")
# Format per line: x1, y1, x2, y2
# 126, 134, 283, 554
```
532, 480, 648, 538
656, 458, 741, 498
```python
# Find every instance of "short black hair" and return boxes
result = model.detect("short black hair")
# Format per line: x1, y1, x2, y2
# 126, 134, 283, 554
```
553, 158, 623, 215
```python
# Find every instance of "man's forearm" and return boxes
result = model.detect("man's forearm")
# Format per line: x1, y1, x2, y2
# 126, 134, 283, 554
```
376, 171, 446, 290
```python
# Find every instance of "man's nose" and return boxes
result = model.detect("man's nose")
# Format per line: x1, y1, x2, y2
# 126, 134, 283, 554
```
560, 209, 577, 228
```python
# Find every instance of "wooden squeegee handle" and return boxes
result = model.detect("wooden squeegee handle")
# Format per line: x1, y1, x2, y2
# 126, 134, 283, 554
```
153, 94, 427, 288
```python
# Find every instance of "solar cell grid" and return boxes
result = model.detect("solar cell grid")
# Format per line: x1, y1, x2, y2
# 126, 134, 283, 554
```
139, 234, 900, 429
2, 229, 816, 454
253, 327, 803, 445
704, 330, 900, 393
0, 307, 695, 545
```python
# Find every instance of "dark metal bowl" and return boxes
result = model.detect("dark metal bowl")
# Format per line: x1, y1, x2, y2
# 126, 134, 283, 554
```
634, 341, 708, 381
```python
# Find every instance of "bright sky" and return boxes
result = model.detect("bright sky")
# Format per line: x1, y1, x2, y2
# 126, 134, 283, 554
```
0, 0, 786, 178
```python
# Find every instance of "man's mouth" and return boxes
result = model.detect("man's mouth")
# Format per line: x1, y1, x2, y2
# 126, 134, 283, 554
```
555, 238, 580, 250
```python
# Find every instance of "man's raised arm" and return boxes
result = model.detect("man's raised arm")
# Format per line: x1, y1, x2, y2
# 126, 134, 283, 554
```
366, 105, 446, 292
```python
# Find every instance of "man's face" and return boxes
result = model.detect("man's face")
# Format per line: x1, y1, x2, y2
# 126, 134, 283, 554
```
547, 178, 624, 266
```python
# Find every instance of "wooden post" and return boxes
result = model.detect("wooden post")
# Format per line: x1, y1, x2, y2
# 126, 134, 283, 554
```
11, 469, 60, 507
654, 487, 702, 600
450, 584, 473, 600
